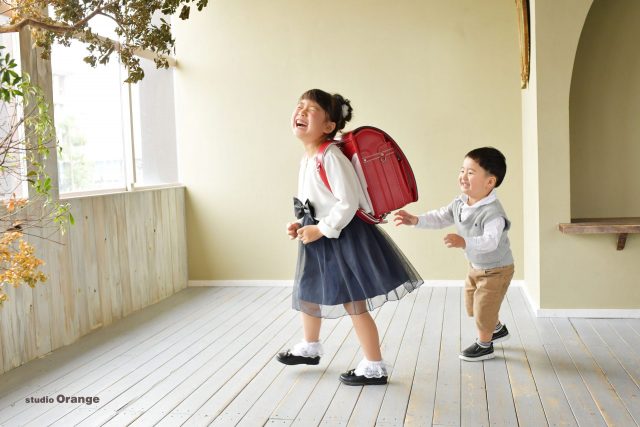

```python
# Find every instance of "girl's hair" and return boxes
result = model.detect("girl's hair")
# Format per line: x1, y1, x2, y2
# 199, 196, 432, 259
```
300, 89, 353, 139
465, 147, 507, 187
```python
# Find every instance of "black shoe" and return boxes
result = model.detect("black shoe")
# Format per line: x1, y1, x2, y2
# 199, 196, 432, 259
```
492, 324, 510, 343
339, 369, 388, 386
459, 342, 495, 361
276, 350, 320, 365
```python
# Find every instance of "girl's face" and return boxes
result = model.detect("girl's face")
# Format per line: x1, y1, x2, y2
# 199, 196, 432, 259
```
291, 98, 336, 144
459, 157, 496, 203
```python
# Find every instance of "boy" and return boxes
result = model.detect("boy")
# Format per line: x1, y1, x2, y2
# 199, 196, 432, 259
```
394, 147, 514, 361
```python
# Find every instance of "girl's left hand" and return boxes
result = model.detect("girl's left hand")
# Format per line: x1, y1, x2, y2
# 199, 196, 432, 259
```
297, 225, 323, 245
444, 233, 466, 249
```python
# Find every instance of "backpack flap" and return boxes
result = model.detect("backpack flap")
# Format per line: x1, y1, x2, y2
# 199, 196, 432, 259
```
343, 127, 418, 216
316, 127, 418, 225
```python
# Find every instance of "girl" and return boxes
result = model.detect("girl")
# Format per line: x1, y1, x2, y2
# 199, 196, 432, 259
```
276, 89, 423, 386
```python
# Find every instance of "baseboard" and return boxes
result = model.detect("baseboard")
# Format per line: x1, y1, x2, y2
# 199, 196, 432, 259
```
187, 279, 638, 318
188, 279, 526, 288
188, 279, 478, 287
514, 281, 640, 318
188, 280, 294, 287
534, 308, 640, 318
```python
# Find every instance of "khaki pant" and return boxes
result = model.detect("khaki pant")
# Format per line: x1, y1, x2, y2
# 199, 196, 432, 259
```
465, 264, 515, 335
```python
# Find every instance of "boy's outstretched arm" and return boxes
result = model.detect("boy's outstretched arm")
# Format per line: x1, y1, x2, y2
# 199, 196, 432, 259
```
394, 210, 418, 226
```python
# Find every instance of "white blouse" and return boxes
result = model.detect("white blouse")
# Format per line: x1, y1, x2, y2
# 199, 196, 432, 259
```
297, 145, 372, 238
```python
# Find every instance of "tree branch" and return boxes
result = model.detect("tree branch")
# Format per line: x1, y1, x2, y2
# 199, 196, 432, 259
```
0, 6, 104, 34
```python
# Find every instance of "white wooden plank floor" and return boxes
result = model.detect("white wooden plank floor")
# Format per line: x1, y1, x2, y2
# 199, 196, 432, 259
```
0, 286, 639, 427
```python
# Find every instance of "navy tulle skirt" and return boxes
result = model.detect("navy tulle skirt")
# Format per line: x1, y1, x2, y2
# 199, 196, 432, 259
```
293, 198, 423, 318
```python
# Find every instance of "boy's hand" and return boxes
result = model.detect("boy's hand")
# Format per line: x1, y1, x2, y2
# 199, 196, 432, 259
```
297, 225, 323, 244
444, 233, 466, 249
393, 210, 418, 226
286, 222, 301, 239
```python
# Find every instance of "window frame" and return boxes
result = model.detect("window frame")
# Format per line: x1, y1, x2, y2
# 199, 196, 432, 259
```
3, 8, 180, 200
54, 36, 180, 198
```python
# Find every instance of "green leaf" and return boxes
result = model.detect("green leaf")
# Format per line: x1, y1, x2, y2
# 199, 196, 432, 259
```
179, 5, 190, 19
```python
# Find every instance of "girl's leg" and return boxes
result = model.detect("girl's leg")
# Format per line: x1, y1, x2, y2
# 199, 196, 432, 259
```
276, 298, 323, 364
301, 312, 322, 342
351, 312, 382, 361
340, 302, 387, 384
277, 310, 323, 362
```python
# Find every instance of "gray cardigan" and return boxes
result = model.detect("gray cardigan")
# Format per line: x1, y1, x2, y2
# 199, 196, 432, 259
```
450, 198, 514, 269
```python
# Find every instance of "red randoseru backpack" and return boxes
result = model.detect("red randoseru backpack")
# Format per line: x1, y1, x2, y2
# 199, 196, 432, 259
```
315, 126, 418, 224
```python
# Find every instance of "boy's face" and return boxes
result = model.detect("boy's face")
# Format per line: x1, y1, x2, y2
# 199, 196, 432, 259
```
459, 157, 496, 202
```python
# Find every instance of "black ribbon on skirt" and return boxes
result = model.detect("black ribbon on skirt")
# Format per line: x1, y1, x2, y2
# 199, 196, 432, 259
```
293, 197, 315, 221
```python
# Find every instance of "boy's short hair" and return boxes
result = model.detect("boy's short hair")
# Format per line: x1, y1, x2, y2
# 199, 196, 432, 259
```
465, 147, 507, 187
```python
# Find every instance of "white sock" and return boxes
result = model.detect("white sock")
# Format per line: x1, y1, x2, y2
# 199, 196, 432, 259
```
290, 340, 323, 357
354, 358, 388, 378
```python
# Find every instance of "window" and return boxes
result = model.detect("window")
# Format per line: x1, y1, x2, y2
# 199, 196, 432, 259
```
130, 58, 179, 187
51, 40, 129, 194
0, 29, 27, 200
51, 37, 179, 195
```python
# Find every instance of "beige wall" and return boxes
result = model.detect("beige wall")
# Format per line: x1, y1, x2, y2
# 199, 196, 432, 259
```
521, 2, 542, 308
570, 0, 640, 218
525, 0, 640, 310
172, 1, 523, 281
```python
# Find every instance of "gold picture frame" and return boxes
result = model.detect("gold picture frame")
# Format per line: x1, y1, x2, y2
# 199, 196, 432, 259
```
516, 0, 530, 88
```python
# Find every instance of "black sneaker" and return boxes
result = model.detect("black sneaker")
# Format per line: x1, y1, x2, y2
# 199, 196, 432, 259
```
459, 342, 495, 361
492, 324, 510, 343
339, 369, 388, 386
276, 350, 320, 365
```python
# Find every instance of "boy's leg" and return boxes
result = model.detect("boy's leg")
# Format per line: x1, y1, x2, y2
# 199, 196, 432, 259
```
464, 267, 477, 318
461, 268, 493, 361
473, 265, 514, 340
460, 265, 514, 361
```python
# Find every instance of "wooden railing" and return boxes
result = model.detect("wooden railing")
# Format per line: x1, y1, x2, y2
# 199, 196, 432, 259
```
0, 187, 188, 375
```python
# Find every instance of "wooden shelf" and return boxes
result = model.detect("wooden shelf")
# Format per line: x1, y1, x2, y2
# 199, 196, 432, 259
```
558, 217, 640, 250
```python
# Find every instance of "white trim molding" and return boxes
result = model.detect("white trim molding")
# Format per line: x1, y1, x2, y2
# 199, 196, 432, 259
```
188, 279, 484, 288
188, 279, 526, 288
534, 308, 640, 319
189, 280, 294, 287
514, 281, 640, 319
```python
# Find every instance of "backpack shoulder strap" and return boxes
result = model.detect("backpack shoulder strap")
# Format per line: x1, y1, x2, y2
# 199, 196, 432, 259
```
315, 141, 334, 192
